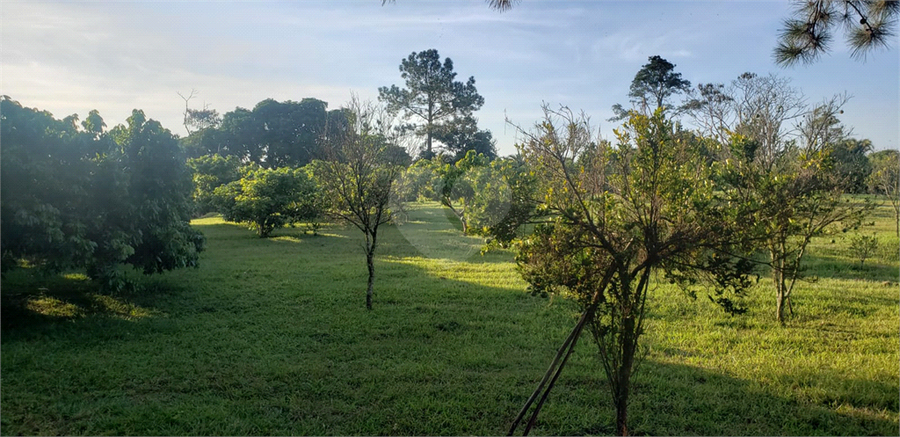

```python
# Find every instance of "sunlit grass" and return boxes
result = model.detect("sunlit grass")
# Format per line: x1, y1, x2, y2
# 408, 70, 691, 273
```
1, 202, 897, 435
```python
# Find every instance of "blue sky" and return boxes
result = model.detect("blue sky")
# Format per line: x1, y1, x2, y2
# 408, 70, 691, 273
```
3, 1, 898, 155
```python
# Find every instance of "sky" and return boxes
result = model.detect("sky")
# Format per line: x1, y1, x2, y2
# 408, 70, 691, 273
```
3, 1, 899, 156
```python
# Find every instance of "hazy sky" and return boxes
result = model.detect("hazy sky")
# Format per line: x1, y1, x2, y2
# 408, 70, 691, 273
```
3, 1, 898, 155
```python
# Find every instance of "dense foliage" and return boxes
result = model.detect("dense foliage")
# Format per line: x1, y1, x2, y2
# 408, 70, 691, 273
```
214, 166, 321, 238
187, 153, 242, 216
1, 97, 204, 289
181, 98, 349, 168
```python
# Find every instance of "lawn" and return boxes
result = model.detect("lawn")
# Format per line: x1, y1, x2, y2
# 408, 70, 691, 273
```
1, 202, 897, 435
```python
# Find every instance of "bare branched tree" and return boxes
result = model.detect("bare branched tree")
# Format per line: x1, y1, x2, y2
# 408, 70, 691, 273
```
312, 95, 406, 310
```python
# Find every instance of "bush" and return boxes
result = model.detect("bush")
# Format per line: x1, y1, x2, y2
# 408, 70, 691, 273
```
214, 166, 320, 237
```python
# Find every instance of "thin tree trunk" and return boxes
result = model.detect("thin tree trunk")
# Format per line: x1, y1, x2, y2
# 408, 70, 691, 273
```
366, 250, 375, 310
775, 268, 785, 324
614, 316, 636, 436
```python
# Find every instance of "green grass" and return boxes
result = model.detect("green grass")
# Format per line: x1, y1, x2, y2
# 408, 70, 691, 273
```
2, 201, 898, 435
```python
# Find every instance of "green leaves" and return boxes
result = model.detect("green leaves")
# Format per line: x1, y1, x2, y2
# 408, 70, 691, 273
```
214, 166, 320, 238
1, 97, 204, 287
378, 49, 485, 157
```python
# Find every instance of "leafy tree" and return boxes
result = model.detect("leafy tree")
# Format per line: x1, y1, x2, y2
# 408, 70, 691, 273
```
103, 110, 206, 279
723, 97, 872, 323
509, 107, 755, 436
378, 49, 484, 158
474, 156, 539, 247
827, 137, 873, 193
435, 150, 491, 234
311, 97, 405, 310
393, 157, 444, 202
81, 109, 106, 137
1, 98, 105, 275
431, 115, 497, 161
187, 154, 243, 216
775, 0, 899, 66
180, 98, 345, 168
689, 75, 873, 322
868, 148, 900, 236
214, 165, 319, 238
1, 97, 204, 289
610, 55, 691, 121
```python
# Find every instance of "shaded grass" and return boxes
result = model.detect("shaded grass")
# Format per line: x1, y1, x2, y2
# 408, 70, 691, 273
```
1, 202, 897, 435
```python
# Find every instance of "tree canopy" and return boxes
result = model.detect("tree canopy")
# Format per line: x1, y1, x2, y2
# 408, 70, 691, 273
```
610, 55, 690, 121
181, 98, 348, 168
379, 49, 485, 158
1, 97, 204, 289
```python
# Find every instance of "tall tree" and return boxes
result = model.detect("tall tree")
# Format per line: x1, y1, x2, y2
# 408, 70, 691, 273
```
509, 107, 754, 436
177, 89, 221, 135
774, 0, 899, 66
378, 49, 484, 158
610, 55, 691, 121
311, 97, 405, 310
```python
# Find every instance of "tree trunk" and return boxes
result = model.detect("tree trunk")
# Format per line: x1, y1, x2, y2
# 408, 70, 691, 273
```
774, 266, 786, 324
614, 316, 636, 436
366, 250, 375, 310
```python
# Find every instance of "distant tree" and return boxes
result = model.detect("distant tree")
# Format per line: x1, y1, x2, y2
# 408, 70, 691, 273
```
393, 158, 444, 202
180, 98, 341, 167
81, 109, 106, 137
187, 154, 242, 215
684, 72, 807, 171
473, 156, 539, 246
774, 0, 899, 66
435, 150, 491, 234
827, 137, 873, 193
509, 107, 755, 436
178, 89, 221, 135
1, 98, 204, 289
610, 55, 691, 121
214, 165, 320, 238
431, 115, 497, 161
379, 49, 484, 158
311, 97, 405, 310
868, 148, 900, 236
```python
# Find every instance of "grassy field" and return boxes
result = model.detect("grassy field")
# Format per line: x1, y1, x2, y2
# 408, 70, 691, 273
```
2, 202, 898, 435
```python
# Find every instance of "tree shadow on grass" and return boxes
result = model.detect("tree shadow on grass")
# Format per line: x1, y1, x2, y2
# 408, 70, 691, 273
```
801, 252, 898, 284
538, 359, 898, 436
0, 268, 195, 344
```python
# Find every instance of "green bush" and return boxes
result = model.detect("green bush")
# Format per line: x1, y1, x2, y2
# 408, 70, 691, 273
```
214, 166, 320, 237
